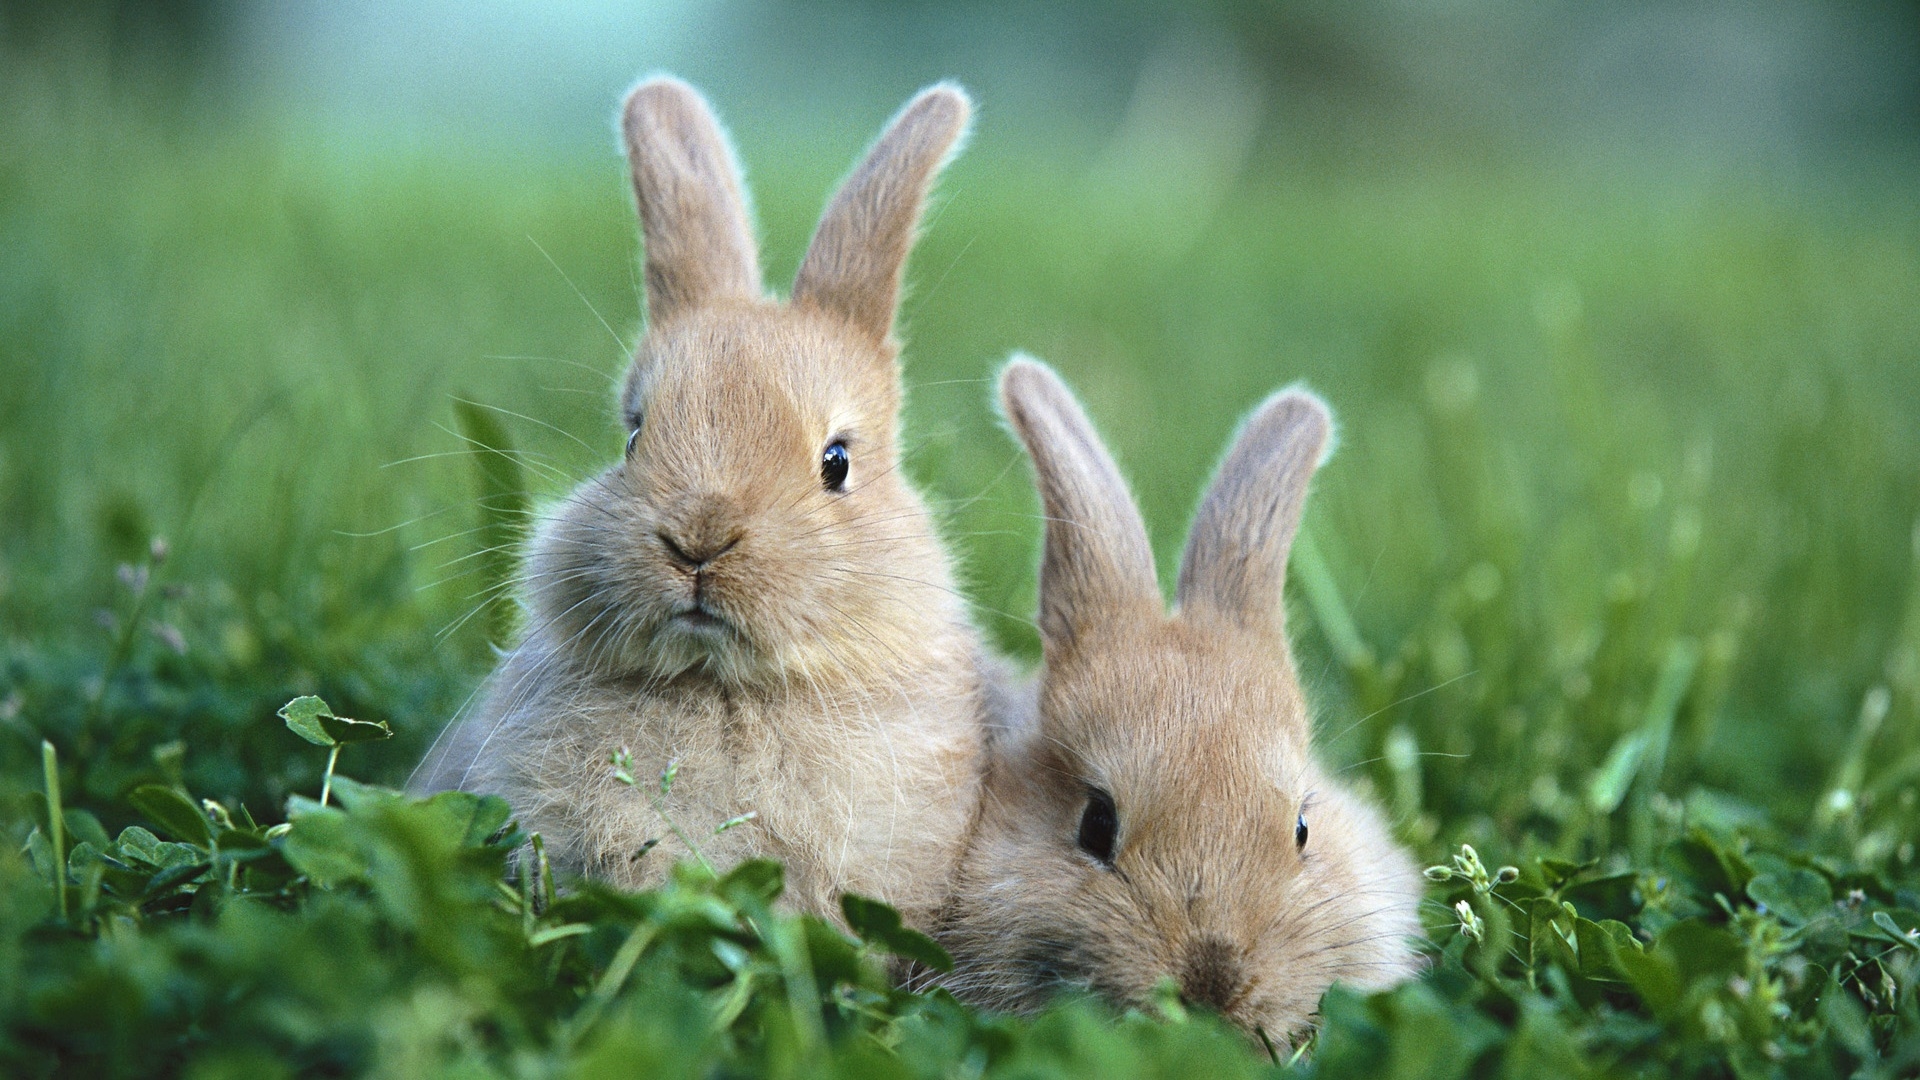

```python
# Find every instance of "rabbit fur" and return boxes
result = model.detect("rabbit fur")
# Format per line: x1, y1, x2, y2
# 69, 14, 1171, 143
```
413, 77, 986, 929
935, 358, 1421, 1041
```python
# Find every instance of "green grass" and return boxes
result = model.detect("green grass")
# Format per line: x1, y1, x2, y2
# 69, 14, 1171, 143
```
3, 68, 1920, 1078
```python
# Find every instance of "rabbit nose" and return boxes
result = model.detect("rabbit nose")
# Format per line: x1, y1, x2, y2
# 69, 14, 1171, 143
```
1177, 935, 1244, 1014
657, 528, 741, 569
657, 495, 744, 568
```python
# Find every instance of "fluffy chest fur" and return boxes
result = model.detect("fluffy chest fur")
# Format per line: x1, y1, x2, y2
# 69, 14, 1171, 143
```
423, 639, 983, 927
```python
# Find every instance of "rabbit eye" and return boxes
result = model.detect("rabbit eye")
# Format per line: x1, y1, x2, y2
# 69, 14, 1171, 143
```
820, 440, 850, 492
625, 428, 641, 459
1077, 788, 1118, 866
1295, 813, 1309, 851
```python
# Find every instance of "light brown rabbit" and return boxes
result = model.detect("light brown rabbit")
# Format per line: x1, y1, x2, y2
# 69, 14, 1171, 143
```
413, 77, 985, 929
936, 358, 1420, 1042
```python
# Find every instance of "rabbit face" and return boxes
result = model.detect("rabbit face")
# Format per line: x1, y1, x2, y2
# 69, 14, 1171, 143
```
526, 304, 926, 685
956, 620, 1417, 1041
516, 77, 974, 690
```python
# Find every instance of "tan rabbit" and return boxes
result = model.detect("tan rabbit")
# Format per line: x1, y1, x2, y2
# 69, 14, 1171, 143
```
413, 77, 985, 929
936, 358, 1420, 1041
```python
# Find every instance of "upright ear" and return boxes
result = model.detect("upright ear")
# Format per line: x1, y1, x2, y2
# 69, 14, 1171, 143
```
792, 83, 971, 344
622, 77, 762, 327
1175, 388, 1333, 634
1000, 358, 1161, 647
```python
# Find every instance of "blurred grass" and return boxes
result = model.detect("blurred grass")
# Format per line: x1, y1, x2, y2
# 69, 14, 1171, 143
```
3, 72, 1919, 859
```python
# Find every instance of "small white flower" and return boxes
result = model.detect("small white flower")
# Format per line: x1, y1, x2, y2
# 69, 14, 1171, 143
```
1454, 900, 1485, 943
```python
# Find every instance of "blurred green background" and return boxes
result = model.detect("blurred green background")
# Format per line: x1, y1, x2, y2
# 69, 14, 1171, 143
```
3, 0, 1919, 855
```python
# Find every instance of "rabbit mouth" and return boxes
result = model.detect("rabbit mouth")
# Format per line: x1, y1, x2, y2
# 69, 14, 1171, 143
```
622, 599, 767, 684
669, 605, 731, 634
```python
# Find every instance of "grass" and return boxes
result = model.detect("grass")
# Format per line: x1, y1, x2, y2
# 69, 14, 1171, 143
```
3, 64, 1920, 1078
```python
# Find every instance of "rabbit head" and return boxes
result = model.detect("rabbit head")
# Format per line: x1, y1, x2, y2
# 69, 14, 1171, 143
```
941, 358, 1420, 1043
525, 78, 973, 687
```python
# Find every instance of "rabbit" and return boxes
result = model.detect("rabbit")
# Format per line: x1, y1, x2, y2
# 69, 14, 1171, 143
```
934, 357, 1421, 1043
412, 76, 987, 930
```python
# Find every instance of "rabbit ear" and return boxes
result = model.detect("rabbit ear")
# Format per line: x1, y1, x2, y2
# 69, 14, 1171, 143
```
1000, 358, 1162, 646
622, 77, 763, 326
1175, 388, 1333, 634
792, 83, 971, 344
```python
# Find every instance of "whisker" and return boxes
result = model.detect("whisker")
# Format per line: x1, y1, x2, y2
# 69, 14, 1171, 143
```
528, 233, 633, 362
448, 394, 601, 457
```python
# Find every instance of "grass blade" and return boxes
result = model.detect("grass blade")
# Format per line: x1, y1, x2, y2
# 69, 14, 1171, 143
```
452, 397, 529, 648
42, 741, 67, 921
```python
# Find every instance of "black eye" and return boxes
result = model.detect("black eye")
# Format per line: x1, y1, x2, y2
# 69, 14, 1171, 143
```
1077, 787, 1118, 866
625, 428, 641, 459
1295, 813, 1309, 852
820, 440, 849, 492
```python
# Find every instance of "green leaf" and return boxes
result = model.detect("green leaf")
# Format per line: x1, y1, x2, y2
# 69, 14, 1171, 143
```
1313, 980, 1500, 1080
66, 840, 104, 874
1561, 871, 1641, 922
402, 789, 515, 855
113, 826, 188, 867
719, 859, 785, 907
1503, 997, 1600, 1079
128, 784, 213, 848
24, 827, 53, 882
1527, 897, 1579, 974
1870, 909, 1920, 951
279, 805, 368, 888
1613, 939, 1682, 1016
413, 789, 513, 847
1791, 915, 1851, 965
841, 892, 954, 973
94, 860, 154, 899
1746, 869, 1833, 925
879, 922, 952, 972
1611, 921, 1745, 1020
215, 828, 269, 852
141, 861, 212, 898
840, 891, 905, 940
1574, 917, 1640, 983
1818, 974, 1875, 1058
278, 695, 337, 746
317, 714, 393, 744
1662, 832, 1753, 901
321, 776, 387, 812
63, 809, 110, 851
802, 917, 867, 988
1657, 919, 1746, 984
1538, 857, 1598, 889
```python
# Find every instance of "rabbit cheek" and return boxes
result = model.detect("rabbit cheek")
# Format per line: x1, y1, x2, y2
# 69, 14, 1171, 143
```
1018, 929, 1096, 1000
